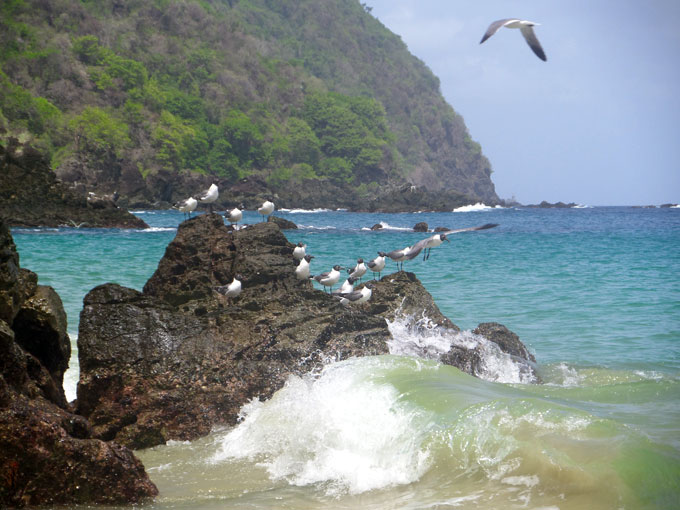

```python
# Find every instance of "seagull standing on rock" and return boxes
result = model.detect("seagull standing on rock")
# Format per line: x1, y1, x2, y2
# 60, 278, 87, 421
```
214, 274, 242, 299
367, 252, 387, 280
295, 254, 314, 280
386, 246, 410, 271
348, 258, 367, 281
480, 18, 547, 61
311, 265, 343, 293
225, 205, 243, 227
335, 283, 373, 306
258, 200, 275, 222
332, 276, 358, 296
174, 197, 197, 219
196, 183, 219, 213
293, 242, 306, 260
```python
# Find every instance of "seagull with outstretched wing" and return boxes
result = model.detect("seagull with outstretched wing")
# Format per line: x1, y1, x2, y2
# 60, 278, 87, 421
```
480, 19, 547, 61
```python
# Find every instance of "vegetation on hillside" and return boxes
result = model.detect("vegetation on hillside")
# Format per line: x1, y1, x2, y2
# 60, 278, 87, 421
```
0, 0, 497, 205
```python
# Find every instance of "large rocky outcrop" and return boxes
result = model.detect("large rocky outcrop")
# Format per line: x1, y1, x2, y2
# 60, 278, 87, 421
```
77, 214, 537, 449
0, 138, 148, 228
0, 220, 157, 507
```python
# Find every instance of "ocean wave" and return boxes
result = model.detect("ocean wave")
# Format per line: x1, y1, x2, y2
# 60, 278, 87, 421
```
386, 313, 537, 384
360, 221, 412, 232
211, 357, 432, 495
298, 224, 337, 230
453, 203, 503, 212
136, 226, 177, 233
279, 208, 333, 213
572, 204, 592, 209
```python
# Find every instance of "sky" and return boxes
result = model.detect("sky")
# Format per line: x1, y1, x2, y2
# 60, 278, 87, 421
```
366, 1, 680, 205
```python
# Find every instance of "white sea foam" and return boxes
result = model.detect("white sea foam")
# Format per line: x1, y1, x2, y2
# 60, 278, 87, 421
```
137, 226, 176, 232
453, 203, 503, 212
211, 358, 432, 495
279, 208, 332, 213
572, 204, 592, 209
361, 221, 412, 232
386, 314, 537, 384
298, 224, 337, 230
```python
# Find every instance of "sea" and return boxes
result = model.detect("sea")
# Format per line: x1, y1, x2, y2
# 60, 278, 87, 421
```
11, 204, 680, 510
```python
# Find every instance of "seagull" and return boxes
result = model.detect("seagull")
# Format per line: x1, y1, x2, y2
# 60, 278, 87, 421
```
335, 283, 373, 306
174, 197, 198, 219
293, 242, 306, 260
311, 265, 343, 293
405, 233, 449, 261
258, 200, 275, 222
214, 274, 242, 299
367, 252, 387, 280
406, 223, 500, 261
225, 205, 243, 227
348, 258, 367, 281
295, 254, 314, 280
332, 276, 358, 296
480, 19, 547, 61
196, 183, 219, 213
386, 246, 410, 271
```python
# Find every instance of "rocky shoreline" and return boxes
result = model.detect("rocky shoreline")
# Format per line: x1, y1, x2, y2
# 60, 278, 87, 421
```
1, 212, 537, 506
0, 138, 147, 229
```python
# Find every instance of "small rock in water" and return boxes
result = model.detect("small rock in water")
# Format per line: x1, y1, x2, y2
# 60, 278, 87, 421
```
413, 222, 428, 232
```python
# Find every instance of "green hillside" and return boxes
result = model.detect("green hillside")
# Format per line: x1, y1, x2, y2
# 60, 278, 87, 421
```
0, 0, 498, 208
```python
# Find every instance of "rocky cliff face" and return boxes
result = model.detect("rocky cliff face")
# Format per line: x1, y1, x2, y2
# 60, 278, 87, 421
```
77, 214, 537, 449
0, 220, 157, 507
0, 138, 148, 228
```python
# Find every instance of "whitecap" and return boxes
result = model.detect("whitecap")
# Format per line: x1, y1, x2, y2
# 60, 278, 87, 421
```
453, 203, 502, 212
211, 358, 432, 495
361, 221, 412, 232
137, 227, 177, 233
278, 208, 332, 213
386, 313, 537, 384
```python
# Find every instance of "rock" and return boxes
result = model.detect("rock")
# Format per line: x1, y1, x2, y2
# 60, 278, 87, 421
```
433, 226, 449, 232
413, 222, 429, 232
0, 219, 158, 507
267, 215, 298, 229
473, 322, 536, 363
370, 223, 383, 230
525, 201, 577, 209
0, 138, 148, 228
77, 215, 538, 449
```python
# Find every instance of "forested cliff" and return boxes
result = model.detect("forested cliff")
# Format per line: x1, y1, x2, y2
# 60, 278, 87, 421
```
0, 0, 498, 209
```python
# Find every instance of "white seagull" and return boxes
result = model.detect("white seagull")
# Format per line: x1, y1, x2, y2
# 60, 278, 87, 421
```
335, 283, 373, 306
480, 19, 547, 61
367, 252, 387, 280
225, 205, 243, 227
295, 254, 314, 280
258, 200, 275, 222
311, 264, 343, 293
214, 274, 242, 299
196, 183, 219, 213
406, 223, 499, 262
386, 246, 410, 271
405, 233, 449, 261
293, 242, 306, 260
348, 258, 367, 281
332, 276, 358, 296
175, 197, 198, 219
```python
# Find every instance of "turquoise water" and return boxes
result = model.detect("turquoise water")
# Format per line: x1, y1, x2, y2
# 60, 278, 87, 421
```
12, 206, 680, 509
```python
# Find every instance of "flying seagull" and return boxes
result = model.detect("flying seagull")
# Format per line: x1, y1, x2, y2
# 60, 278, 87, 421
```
405, 223, 499, 262
480, 19, 547, 61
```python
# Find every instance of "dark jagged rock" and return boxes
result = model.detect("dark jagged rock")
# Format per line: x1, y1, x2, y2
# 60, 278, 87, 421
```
473, 323, 537, 364
413, 222, 429, 232
267, 215, 298, 229
370, 223, 384, 230
0, 220, 157, 507
0, 138, 148, 228
77, 215, 538, 449
525, 201, 578, 209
